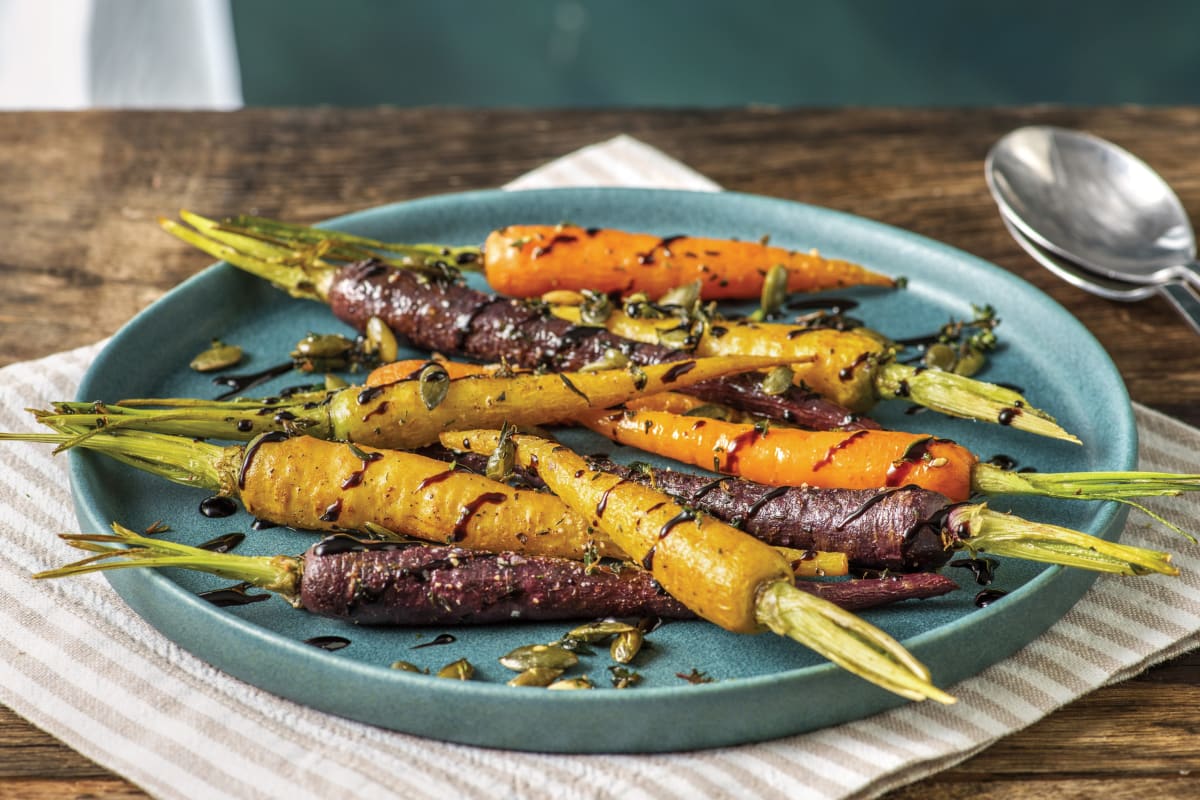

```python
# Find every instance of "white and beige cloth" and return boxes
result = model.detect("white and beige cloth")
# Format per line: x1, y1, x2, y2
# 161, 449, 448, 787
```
1, 136, 1198, 799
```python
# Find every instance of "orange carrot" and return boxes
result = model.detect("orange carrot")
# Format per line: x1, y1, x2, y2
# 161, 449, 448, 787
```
578, 407, 977, 501
483, 225, 894, 299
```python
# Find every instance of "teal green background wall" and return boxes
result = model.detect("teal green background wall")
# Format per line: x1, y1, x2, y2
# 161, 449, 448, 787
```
231, 0, 1200, 107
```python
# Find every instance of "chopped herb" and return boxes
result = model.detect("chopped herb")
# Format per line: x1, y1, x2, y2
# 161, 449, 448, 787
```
676, 668, 715, 685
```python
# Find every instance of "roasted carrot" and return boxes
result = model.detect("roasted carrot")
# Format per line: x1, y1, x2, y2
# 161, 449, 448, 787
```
444, 428, 954, 703
12, 428, 620, 560
43, 354, 793, 449
551, 304, 1079, 442
37, 527, 953, 623
572, 405, 1200, 521
480, 224, 895, 299
166, 214, 894, 300
362, 359, 760, 421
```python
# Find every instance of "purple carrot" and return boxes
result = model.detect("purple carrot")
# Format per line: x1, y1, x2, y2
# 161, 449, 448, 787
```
37, 528, 959, 627
327, 262, 873, 430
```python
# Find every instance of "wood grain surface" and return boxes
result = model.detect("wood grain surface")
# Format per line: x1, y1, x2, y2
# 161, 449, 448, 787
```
1, 108, 1197, 798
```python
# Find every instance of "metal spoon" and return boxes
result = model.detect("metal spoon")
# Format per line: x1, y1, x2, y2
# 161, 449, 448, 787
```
998, 211, 1200, 334
985, 125, 1200, 289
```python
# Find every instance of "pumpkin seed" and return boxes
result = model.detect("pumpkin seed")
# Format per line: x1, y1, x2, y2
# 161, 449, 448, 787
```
579, 347, 630, 373
499, 644, 579, 672
389, 660, 423, 673
365, 316, 399, 363
292, 333, 354, 360
418, 362, 451, 410
541, 289, 584, 306
566, 620, 637, 643
923, 343, 958, 371
547, 676, 594, 691
189, 339, 243, 372
658, 280, 701, 309
579, 290, 615, 326
759, 365, 795, 396
506, 667, 564, 687
324, 373, 349, 390
436, 658, 474, 680
953, 347, 987, 377
485, 423, 515, 482
610, 629, 644, 664
755, 264, 789, 319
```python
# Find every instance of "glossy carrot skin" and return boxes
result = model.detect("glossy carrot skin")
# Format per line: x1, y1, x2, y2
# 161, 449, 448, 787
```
236, 434, 628, 560
365, 361, 758, 421
579, 408, 977, 502
483, 225, 895, 300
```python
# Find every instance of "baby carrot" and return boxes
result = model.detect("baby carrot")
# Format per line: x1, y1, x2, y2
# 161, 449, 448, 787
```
482, 225, 895, 299
581, 407, 977, 501
45, 354, 793, 449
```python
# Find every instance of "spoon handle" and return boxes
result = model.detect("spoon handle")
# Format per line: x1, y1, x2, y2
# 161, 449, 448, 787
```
1158, 281, 1200, 336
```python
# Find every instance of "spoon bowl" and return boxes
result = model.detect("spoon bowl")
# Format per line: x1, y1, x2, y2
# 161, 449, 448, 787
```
986, 125, 1200, 286
998, 212, 1160, 302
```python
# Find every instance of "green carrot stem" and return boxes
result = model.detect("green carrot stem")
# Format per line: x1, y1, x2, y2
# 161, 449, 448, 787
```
755, 580, 956, 704
220, 214, 482, 271
0, 429, 238, 495
35, 523, 300, 600
875, 363, 1080, 444
39, 398, 334, 445
971, 464, 1200, 541
947, 504, 1178, 575
160, 216, 338, 303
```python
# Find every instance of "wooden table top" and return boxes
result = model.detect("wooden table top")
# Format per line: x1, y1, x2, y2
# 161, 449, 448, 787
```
1, 107, 1198, 798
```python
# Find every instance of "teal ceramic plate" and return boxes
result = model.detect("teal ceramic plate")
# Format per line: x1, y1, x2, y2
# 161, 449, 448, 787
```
70, 188, 1133, 752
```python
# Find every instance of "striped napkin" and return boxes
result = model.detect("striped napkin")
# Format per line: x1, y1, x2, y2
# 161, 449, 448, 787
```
1, 135, 1198, 800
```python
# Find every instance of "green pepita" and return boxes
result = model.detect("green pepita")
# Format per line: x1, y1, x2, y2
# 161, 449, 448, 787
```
547, 676, 594, 691
506, 667, 564, 687
923, 343, 958, 371
753, 264, 790, 320
566, 620, 638, 643
485, 422, 516, 482
610, 629, 644, 664
418, 362, 451, 411
292, 333, 354, 361
953, 347, 987, 377
580, 347, 630, 373
324, 373, 349, 390
365, 316, 399, 363
499, 644, 580, 672
759, 365, 795, 396
389, 660, 424, 673
658, 280, 701, 309
189, 339, 243, 372
579, 290, 615, 326
436, 658, 474, 680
